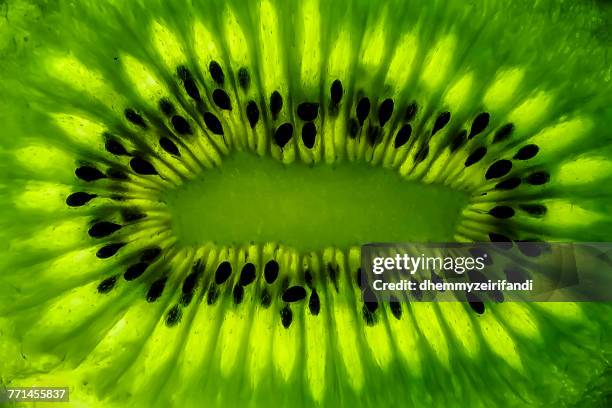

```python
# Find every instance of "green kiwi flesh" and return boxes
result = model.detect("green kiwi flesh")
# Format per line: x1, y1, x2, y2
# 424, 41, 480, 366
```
1, 0, 612, 407
165, 152, 469, 248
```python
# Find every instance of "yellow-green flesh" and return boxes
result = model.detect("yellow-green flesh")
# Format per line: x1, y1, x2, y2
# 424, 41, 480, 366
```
166, 152, 468, 248
0, 0, 611, 407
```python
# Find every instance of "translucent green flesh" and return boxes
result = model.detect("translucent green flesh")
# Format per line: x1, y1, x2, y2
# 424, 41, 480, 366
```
0, 0, 611, 407
166, 152, 468, 249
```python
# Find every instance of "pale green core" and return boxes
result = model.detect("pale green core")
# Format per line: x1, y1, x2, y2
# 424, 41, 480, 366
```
164, 152, 468, 250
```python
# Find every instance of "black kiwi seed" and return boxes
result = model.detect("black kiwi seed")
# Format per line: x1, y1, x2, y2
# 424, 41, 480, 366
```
356, 97, 371, 125
97, 276, 117, 294
431, 270, 444, 288
238, 67, 250, 90
171, 115, 192, 135
414, 144, 429, 163
465, 147, 487, 166
526, 171, 550, 185
212, 89, 232, 110
274, 123, 294, 148
129, 157, 158, 175
469, 112, 490, 138
516, 243, 542, 256
280, 305, 293, 328
182, 271, 199, 297
124, 262, 149, 281
356, 268, 365, 289
177, 65, 190, 81
450, 130, 467, 152
404, 102, 418, 121
366, 125, 382, 146
96, 242, 126, 259
362, 305, 376, 326
467, 268, 488, 286
181, 272, 199, 305
467, 297, 485, 315
159, 99, 175, 116
107, 169, 128, 180
519, 204, 547, 216
209, 61, 224, 84
485, 159, 512, 179
183, 77, 201, 101
124, 108, 147, 128
282, 286, 307, 302
215, 261, 232, 285
493, 123, 514, 143
505, 265, 528, 283
260, 289, 272, 308
159, 137, 180, 156
514, 144, 539, 160
66, 192, 97, 207
191, 259, 204, 274
330, 79, 343, 104
488, 232, 513, 249
495, 177, 521, 190
239, 263, 256, 286
327, 263, 339, 291
140, 247, 161, 262
297, 102, 319, 121
177, 67, 199, 100
122, 209, 146, 223
394, 124, 412, 148
301, 122, 317, 148
308, 289, 320, 315
389, 296, 402, 320
264, 260, 279, 284
76, 166, 106, 182
105, 137, 128, 156
88, 221, 122, 238
233, 284, 244, 304
363, 287, 379, 313
470, 248, 493, 265
246, 101, 260, 128
516, 240, 543, 257
270, 91, 283, 119
348, 118, 360, 138
165, 305, 182, 327
146, 277, 167, 302
489, 206, 515, 219
304, 270, 313, 287
488, 279, 513, 296
378, 98, 394, 127
431, 111, 451, 135
207, 285, 219, 305
410, 278, 423, 301
203, 112, 224, 135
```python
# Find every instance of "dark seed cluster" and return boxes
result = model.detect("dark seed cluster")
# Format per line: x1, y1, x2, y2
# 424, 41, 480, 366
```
64, 58, 553, 328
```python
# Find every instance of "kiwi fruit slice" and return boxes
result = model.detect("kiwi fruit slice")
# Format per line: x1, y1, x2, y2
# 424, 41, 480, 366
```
1, 0, 612, 406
